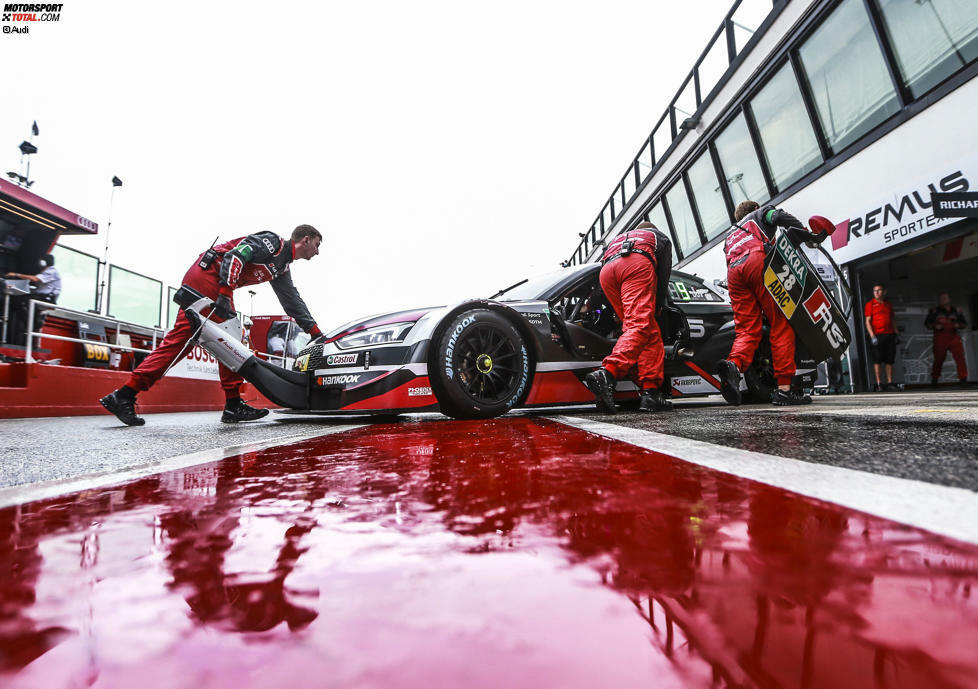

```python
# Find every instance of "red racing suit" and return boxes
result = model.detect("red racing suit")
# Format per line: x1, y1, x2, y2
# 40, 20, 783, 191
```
925, 305, 968, 380
598, 228, 672, 390
724, 206, 797, 386
126, 232, 321, 398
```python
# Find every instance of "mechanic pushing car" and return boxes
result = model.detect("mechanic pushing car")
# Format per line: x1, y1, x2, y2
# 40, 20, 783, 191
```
99, 225, 324, 426
716, 201, 820, 407
584, 221, 673, 414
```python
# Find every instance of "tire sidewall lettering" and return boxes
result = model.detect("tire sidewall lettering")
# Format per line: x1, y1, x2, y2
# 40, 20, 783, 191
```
504, 344, 529, 409
444, 315, 476, 379
434, 309, 532, 419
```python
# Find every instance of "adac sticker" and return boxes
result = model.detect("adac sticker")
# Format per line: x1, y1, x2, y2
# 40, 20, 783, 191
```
764, 265, 797, 318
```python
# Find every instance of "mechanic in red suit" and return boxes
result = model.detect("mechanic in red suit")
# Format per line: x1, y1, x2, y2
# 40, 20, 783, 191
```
100, 225, 324, 426
584, 221, 673, 414
925, 292, 969, 385
716, 200, 816, 406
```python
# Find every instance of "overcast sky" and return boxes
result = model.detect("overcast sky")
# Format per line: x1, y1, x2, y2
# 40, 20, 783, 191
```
3, 0, 738, 328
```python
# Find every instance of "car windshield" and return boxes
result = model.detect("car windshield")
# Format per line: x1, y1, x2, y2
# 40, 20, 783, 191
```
492, 267, 586, 301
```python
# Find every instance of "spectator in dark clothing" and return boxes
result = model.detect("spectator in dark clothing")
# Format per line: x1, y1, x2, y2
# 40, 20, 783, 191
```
925, 293, 968, 385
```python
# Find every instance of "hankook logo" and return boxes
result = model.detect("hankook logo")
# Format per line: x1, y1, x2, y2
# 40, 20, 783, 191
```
320, 374, 360, 386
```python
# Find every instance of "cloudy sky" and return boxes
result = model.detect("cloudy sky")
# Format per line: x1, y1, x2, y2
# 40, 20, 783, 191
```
3, 0, 739, 328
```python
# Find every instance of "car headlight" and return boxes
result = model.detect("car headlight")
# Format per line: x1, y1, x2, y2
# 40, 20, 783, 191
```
334, 322, 414, 350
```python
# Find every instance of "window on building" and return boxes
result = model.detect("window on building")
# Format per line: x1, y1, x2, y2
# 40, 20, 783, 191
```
51, 245, 99, 313
108, 266, 163, 328
686, 150, 730, 241
167, 286, 179, 330
647, 202, 678, 262
798, 0, 901, 152
749, 62, 822, 191
664, 182, 701, 257
713, 112, 769, 207
876, 0, 978, 98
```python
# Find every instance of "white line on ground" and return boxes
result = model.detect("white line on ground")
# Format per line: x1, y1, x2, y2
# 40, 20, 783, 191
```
549, 415, 978, 546
0, 425, 366, 510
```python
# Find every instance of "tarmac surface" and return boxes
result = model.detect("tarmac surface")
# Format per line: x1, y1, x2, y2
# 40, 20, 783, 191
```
2, 389, 975, 494
598, 388, 978, 491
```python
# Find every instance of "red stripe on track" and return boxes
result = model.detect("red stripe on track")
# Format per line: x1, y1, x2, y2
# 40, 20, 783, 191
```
3, 418, 976, 688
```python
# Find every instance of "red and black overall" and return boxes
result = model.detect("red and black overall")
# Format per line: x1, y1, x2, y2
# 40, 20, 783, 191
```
723, 206, 798, 386
925, 304, 968, 381
126, 232, 321, 399
598, 228, 672, 390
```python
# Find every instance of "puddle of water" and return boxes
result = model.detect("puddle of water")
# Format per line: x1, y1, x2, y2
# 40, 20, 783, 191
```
1, 417, 976, 689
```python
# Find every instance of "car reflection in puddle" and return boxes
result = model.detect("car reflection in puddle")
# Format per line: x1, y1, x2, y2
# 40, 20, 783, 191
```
1, 418, 977, 689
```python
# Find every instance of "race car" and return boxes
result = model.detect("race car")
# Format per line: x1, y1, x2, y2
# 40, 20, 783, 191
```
270, 263, 819, 418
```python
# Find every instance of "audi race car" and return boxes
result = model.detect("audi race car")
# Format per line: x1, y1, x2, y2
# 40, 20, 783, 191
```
270, 263, 818, 418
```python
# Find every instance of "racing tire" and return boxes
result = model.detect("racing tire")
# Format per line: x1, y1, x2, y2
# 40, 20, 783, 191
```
743, 337, 777, 403
430, 309, 532, 419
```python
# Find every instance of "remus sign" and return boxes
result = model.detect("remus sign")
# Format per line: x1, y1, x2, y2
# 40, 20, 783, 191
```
932, 192, 978, 218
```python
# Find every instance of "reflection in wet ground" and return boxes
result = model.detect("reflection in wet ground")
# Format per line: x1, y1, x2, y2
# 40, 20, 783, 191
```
1, 418, 976, 689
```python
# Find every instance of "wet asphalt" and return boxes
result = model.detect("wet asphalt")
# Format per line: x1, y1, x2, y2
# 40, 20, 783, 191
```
1, 389, 975, 494
591, 388, 978, 492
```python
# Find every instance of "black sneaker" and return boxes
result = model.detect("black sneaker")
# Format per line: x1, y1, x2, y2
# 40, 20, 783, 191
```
791, 390, 813, 405
638, 389, 673, 412
221, 399, 270, 424
884, 383, 900, 392
99, 390, 145, 426
584, 368, 617, 415
871, 383, 882, 392
771, 389, 807, 406
716, 359, 742, 406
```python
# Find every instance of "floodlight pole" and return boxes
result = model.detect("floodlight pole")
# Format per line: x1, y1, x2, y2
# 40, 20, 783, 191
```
97, 179, 122, 314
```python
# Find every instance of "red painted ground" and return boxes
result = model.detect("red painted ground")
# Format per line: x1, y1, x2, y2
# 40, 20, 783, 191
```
1, 418, 976, 689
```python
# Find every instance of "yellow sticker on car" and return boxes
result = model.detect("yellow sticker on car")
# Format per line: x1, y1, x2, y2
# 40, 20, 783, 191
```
764, 266, 796, 319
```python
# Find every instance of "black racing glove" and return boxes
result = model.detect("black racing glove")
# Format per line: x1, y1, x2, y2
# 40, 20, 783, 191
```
786, 226, 819, 247
213, 294, 236, 321
771, 208, 804, 231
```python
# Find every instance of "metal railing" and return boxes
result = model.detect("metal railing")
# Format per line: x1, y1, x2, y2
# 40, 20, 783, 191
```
21, 298, 295, 371
23, 299, 164, 364
567, 0, 785, 266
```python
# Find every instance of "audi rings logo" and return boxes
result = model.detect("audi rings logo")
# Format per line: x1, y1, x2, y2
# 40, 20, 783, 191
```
76, 215, 97, 231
